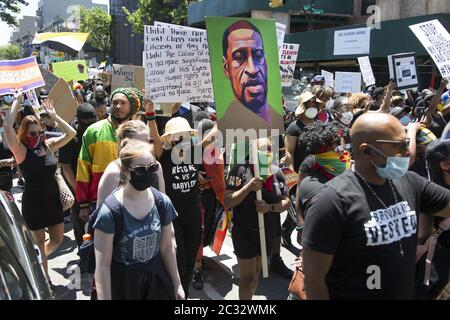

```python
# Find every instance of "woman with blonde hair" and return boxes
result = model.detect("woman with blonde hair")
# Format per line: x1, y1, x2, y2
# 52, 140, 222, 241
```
94, 138, 183, 300
97, 120, 165, 207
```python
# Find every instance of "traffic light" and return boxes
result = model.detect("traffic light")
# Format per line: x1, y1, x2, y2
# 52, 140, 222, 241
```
269, 0, 284, 8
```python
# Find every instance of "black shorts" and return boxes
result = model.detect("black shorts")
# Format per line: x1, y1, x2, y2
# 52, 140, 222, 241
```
231, 217, 278, 259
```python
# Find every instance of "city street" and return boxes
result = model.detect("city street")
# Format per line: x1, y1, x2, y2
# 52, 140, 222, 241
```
11, 179, 300, 300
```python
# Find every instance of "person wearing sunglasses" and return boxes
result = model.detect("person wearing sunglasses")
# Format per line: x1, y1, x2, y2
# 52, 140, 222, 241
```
4, 91, 76, 285
96, 120, 165, 208
93, 139, 184, 300
302, 112, 450, 300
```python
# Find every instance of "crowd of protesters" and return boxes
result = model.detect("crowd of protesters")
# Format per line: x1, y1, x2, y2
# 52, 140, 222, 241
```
1, 68, 450, 301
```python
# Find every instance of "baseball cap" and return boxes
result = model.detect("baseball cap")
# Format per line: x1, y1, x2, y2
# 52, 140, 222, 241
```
426, 138, 450, 164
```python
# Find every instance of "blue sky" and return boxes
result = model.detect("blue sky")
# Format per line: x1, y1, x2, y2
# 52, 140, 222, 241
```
0, 0, 109, 46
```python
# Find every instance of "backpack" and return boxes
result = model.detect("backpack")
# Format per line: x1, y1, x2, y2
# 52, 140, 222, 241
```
79, 187, 166, 274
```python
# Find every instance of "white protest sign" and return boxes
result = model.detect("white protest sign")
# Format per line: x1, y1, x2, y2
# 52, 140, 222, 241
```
154, 21, 206, 33
409, 19, 450, 79
387, 53, 419, 90
144, 26, 213, 102
334, 27, 371, 56
357, 56, 376, 87
279, 43, 299, 87
334, 72, 362, 93
276, 22, 286, 58
321, 70, 334, 88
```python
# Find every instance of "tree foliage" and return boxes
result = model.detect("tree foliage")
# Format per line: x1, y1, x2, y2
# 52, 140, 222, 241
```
0, 44, 21, 60
78, 6, 111, 58
0, 0, 28, 27
123, 0, 188, 35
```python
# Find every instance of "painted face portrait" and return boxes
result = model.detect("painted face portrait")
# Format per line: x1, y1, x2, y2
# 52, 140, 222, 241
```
223, 22, 268, 115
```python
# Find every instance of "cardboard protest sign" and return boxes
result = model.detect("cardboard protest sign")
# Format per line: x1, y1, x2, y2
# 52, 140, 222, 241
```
280, 43, 299, 87
335, 72, 362, 93
321, 70, 334, 88
111, 64, 145, 91
98, 72, 112, 84
0, 57, 45, 96
205, 17, 284, 141
409, 19, 450, 79
51, 60, 88, 83
358, 56, 376, 87
388, 53, 419, 90
39, 66, 59, 92
334, 27, 371, 56
143, 26, 213, 103
47, 78, 78, 123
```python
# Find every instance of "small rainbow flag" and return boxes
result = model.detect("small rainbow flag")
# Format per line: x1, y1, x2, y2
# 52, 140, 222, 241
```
0, 57, 45, 96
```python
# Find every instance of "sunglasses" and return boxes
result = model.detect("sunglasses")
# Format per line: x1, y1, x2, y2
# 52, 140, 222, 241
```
129, 163, 159, 176
368, 138, 411, 154
29, 130, 45, 137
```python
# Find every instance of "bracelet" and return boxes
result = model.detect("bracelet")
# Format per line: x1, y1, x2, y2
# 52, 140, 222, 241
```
296, 225, 304, 231
146, 115, 156, 121
145, 112, 155, 117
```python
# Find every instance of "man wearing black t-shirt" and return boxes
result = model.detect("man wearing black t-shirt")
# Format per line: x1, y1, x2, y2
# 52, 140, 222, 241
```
302, 113, 450, 299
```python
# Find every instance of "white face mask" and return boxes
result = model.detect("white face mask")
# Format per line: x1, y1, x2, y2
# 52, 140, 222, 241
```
340, 111, 353, 125
305, 107, 318, 119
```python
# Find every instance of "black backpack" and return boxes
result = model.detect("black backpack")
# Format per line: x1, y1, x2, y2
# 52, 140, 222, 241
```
79, 187, 166, 274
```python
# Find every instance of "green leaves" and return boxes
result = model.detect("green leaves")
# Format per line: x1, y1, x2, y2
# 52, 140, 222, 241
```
0, 0, 28, 27
78, 6, 111, 58
0, 44, 21, 60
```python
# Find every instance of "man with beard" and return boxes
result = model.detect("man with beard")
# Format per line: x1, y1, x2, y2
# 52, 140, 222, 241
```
76, 88, 143, 223
60, 103, 98, 248
219, 20, 282, 133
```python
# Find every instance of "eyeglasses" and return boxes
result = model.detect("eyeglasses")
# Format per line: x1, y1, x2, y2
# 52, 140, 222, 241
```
29, 130, 45, 137
129, 163, 159, 176
368, 138, 410, 154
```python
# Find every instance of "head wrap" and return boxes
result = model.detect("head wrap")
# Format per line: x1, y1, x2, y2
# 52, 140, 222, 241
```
111, 87, 143, 115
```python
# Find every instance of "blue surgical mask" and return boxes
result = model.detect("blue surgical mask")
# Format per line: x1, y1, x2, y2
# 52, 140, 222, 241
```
368, 145, 410, 180
399, 115, 410, 126
4, 96, 13, 104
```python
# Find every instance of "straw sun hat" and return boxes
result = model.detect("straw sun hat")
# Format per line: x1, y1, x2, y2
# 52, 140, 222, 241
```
160, 117, 198, 142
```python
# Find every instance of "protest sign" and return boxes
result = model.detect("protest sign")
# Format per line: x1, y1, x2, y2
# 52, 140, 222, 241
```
25, 89, 40, 112
409, 19, 450, 79
280, 43, 299, 87
276, 22, 286, 58
111, 64, 145, 91
51, 60, 88, 82
0, 57, 45, 95
388, 53, 419, 90
334, 27, 371, 56
143, 26, 213, 103
39, 66, 59, 92
358, 56, 376, 87
47, 78, 78, 123
334, 72, 362, 93
321, 70, 334, 88
98, 72, 112, 84
154, 21, 205, 33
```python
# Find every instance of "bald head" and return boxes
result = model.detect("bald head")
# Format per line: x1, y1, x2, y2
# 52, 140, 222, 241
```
351, 113, 406, 159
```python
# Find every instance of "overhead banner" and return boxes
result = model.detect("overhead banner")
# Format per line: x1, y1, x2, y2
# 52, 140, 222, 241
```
47, 78, 79, 123
321, 70, 334, 88
409, 19, 450, 79
206, 16, 284, 140
111, 64, 145, 91
280, 43, 299, 87
143, 25, 213, 103
357, 56, 376, 87
32, 32, 89, 56
334, 27, 371, 56
334, 72, 362, 93
388, 53, 419, 90
51, 60, 88, 83
0, 57, 45, 96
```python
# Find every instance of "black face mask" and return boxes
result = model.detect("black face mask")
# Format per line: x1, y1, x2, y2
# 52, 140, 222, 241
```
129, 166, 158, 191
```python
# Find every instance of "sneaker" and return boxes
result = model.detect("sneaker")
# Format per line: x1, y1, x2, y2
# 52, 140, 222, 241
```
192, 269, 204, 290
270, 256, 294, 280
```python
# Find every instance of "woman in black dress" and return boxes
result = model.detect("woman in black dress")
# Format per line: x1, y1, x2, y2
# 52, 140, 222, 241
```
5, 91, 76, 281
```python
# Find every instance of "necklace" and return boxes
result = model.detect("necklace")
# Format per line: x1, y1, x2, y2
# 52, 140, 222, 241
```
354, 171, 405, 258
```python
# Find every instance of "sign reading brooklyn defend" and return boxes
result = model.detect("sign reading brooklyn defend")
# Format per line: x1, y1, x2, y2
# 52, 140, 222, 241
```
206, 16, 284, 141
143, 26, 213, 103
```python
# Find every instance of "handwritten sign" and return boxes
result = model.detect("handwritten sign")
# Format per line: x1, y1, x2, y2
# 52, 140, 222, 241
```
154, 21, 206, 33
279, 43, 299, 87
321, 70, 334, 88
358, 56, 376, 87
111, 64, 145, 91
334, 27, 371, 56
144, 26, 214, 102
51, 60, 88, 83
409, 19, 450, 79
334, 72, 362, 93
0, 57, 44, 96
276, 22, 286, 58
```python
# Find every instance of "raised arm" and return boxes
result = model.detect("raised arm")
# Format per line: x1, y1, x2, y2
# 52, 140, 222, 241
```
376, 80, 395, 113
144, 96, 163, 159
41, 99, 76, 152
426, 78, 448, 118
4, 91, 27, 164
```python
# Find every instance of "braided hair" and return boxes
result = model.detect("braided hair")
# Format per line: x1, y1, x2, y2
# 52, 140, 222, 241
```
298, 120, 349, 155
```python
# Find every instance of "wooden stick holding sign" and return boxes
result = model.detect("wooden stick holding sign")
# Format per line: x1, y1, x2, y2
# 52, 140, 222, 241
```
250, 139, 269, 278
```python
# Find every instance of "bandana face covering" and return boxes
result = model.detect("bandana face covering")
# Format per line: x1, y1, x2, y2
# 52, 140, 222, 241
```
314, 151, 351, 176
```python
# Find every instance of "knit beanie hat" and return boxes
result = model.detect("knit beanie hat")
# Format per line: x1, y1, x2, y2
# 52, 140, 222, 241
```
111, 87, 143, 115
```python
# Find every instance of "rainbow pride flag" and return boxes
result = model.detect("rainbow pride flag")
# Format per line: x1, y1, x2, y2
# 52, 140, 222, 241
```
0, 57, 44, 95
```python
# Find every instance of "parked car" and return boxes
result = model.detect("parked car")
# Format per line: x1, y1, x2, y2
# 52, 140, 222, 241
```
0, 191, 53, 300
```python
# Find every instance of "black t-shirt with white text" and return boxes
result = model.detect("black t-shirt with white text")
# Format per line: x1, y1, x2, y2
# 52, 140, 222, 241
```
302, 170, 450, 299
